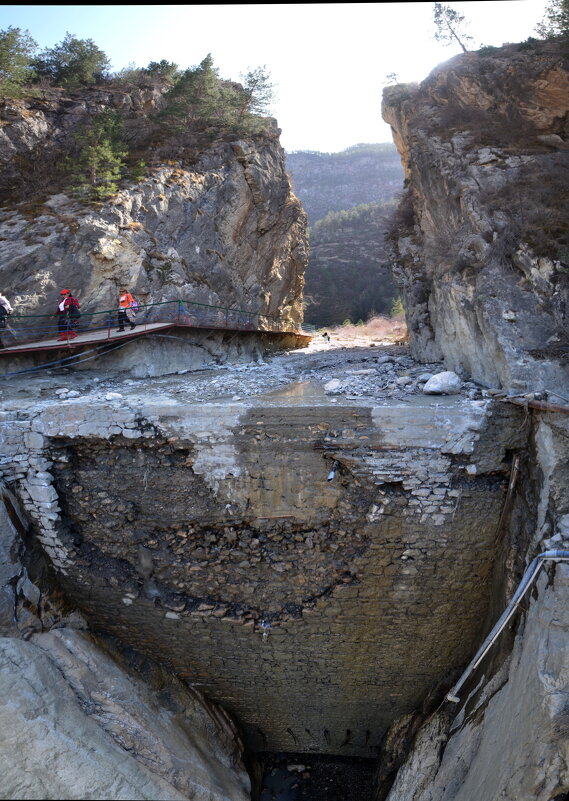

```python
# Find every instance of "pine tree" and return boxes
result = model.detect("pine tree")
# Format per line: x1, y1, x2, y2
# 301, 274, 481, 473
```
65, 111, 127, 199
433, 3, 474, 53
536, 0, 569, 37
163, 54, 222, 129
160, 54, 274, 138
239, 66, 275, 116
143, 59, 179, 85
33, 32, 110, 87
0, 26, 37, 95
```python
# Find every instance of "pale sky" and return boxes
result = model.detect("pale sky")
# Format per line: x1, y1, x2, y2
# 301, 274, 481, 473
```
0, 2, 548, 153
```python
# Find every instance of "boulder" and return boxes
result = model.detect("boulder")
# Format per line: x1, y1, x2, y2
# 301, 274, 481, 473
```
422, 371, 462, 395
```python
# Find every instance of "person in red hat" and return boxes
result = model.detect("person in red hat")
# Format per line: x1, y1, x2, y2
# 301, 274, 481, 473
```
55, 289, 81, 341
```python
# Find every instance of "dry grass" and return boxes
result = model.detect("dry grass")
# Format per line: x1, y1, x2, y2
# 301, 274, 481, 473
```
324, 314, 408, 343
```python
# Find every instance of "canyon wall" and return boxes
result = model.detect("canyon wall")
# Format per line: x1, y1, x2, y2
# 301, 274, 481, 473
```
382, 38, 569, 397
380, 38, 569, 801
0, 86, 307, 333
3, 38, 569, 800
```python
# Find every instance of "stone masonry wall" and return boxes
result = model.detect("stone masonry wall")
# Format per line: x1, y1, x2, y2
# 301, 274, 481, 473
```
0, 391, 526, 757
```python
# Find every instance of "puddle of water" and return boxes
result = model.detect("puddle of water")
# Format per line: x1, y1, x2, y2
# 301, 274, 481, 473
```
260, 381, 328, 405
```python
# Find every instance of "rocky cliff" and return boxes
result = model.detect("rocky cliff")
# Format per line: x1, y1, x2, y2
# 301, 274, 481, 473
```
382, 38, 569, 397
379, 38, 569, 801
0, 483, 251, 800
0, 85, 307, 332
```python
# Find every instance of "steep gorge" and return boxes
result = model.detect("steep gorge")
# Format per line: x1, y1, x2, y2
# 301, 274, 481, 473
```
1, 38, 569, 801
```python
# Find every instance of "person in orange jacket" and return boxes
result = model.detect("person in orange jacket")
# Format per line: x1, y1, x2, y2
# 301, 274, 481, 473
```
117, 287, 136, 332
55, 289, 80, 341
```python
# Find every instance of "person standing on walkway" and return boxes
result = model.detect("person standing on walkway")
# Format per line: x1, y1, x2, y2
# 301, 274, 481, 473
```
117, 288, 136, 332
0, 292, 12, 349
55, 289, 80, 341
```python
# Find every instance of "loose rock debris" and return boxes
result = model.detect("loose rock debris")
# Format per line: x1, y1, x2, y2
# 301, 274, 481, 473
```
0, 333, 487, 407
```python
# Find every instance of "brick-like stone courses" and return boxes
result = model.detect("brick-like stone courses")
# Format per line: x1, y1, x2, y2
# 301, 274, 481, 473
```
0, 397, 526, 757
49, 434, 370, 614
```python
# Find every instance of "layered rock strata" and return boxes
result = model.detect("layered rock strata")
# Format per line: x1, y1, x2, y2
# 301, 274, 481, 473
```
0, 88, 307, 335
382, 39, 569, 396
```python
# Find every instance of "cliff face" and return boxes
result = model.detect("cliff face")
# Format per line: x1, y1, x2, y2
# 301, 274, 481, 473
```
379, 39, 569, 801
0, 87, 307, 331
0, 484, 251, 801
382, 39, 569, 395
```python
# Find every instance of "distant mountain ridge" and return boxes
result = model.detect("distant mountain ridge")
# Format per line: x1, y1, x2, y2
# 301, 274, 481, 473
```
285, 143, 403, 224
285, 143, 404, 326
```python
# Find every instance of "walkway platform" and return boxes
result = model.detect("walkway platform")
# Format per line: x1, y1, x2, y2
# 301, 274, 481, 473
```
0, 322, 177, 355
0, 299, 313, 375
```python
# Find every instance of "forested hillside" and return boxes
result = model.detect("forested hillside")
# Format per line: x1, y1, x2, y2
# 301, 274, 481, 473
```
304, 200, 399, 326
286, 144, 403, 326
286, 143, 403, 224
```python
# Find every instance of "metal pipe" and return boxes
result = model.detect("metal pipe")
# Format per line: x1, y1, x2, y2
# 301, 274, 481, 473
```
446, 550, 569, 703
503, 396, 569, 415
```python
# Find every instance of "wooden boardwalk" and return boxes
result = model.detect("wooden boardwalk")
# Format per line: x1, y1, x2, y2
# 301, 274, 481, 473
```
0, 322, 177, 355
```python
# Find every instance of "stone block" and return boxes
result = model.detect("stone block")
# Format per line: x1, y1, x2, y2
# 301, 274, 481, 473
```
26, 483, 58, 504
24, 432, 45, 451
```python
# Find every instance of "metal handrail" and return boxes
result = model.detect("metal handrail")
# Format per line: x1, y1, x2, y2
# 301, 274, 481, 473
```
2, 298, 308, 345
446, 549, 569, 703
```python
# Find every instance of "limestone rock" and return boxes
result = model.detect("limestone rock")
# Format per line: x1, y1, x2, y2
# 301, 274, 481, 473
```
382, 40, 569, 397
422, 371, 462, 395
385, 566, 569, 801
0, 87, 308, 339
0, 632, 250, 801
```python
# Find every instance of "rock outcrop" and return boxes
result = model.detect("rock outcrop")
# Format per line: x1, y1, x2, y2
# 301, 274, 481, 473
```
380, 38, 569, 801
0, 86, 307, 334
0, 483, 251, 801
382, 38, 569, 396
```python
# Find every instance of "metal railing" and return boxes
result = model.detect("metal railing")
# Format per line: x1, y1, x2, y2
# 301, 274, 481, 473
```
445, 549, 569, 704
2, 299, 311, 347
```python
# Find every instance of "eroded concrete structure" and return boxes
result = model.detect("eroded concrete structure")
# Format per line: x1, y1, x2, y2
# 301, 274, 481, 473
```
0, 387, 525, 757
